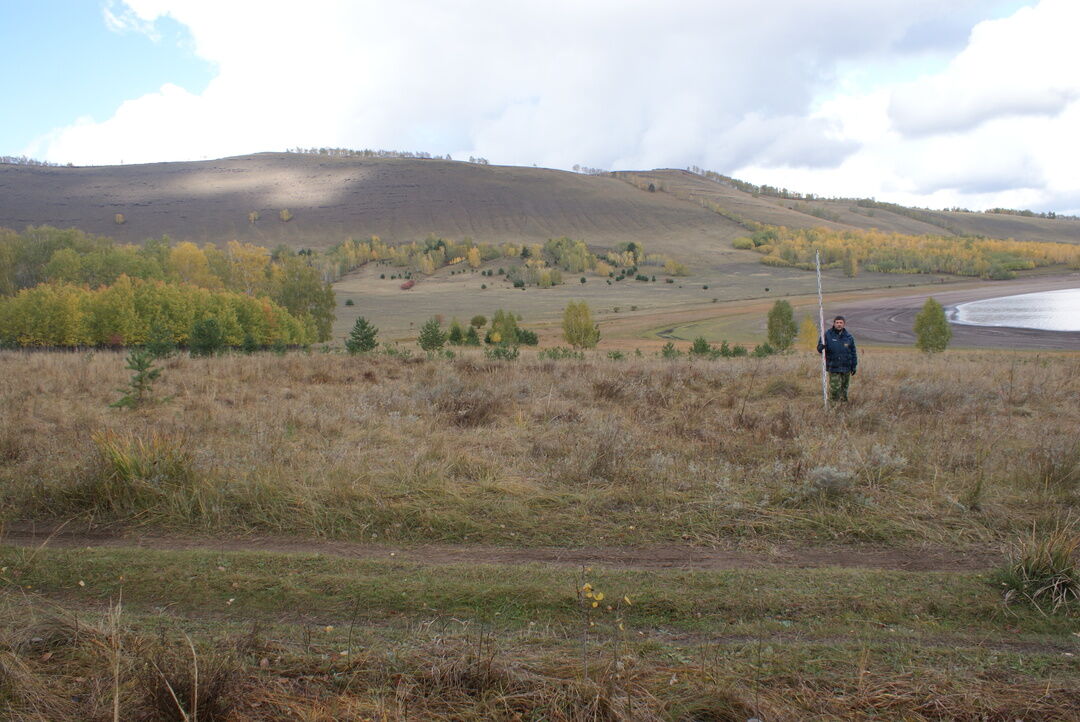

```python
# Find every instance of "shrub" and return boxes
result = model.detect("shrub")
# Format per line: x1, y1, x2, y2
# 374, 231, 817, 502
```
999, 525, 1080, 612
783, 465, 856, 506
562, 301, 600, 349
344, 298, 355, 306
914, 297, 951, 352
514, 327, 537, 346
485, 344, 519, 361
764, 378, 800, 398
732, 237, 754, 250
538, 346, 584, 361
660, 342, 681, 359
279, 208, 293, 222
766, 300, 797, 351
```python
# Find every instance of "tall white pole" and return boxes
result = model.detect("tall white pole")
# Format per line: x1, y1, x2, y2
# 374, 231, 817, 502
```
816, 250, 828, 411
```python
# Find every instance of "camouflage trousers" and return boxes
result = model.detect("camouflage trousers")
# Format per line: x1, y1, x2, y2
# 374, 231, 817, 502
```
829, 372, 851, 402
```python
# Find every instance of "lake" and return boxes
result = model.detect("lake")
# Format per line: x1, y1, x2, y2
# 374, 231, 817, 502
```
951, 288, 1080, 332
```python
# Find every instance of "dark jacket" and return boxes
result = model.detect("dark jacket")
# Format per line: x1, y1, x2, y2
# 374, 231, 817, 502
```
817, 327, 857, 373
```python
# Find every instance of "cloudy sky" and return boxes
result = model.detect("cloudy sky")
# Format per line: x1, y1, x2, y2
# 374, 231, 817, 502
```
3, 0, 1078, 213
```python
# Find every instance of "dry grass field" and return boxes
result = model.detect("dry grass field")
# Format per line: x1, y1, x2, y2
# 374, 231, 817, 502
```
2, 348, 1078, 719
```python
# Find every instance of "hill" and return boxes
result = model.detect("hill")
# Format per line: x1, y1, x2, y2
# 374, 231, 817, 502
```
4, 154, 1080, 258
0, 154, 744, 262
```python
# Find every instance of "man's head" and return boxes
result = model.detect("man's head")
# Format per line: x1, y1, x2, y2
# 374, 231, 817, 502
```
832, 315, 846, 331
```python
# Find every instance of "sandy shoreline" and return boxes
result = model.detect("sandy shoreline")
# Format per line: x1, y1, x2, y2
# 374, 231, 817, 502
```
841, 273, 1080, 350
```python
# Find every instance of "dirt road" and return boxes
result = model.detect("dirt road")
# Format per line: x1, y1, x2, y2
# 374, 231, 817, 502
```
1, 525, 1003, 572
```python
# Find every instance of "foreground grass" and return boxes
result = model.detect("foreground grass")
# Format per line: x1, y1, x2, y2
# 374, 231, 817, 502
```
1, 349, 1077, 549
2, 544, 1077, 720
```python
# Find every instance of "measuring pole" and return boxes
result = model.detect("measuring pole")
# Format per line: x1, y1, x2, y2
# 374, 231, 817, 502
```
816, 250, 828, 411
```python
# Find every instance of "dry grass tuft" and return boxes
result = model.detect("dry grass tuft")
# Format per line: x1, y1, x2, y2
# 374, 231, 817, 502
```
999, 522, 1080, 611
426, 377, 511, 428
135, 636, 242, 722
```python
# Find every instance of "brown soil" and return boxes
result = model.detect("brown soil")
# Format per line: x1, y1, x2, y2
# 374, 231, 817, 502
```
1, 524, 1003, 572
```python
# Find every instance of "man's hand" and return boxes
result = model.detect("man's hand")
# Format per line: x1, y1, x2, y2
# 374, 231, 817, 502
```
850, 369, 856, 376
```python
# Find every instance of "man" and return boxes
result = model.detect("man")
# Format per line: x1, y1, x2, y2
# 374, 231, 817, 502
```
817, 315, 857, 402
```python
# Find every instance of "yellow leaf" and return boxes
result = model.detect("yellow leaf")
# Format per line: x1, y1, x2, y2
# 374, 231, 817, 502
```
594, 592, 604, 601
591, 601, 598, 608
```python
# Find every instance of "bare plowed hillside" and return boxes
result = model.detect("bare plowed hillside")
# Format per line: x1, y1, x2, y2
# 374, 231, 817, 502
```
621, 169, 1080, 243
5, 154, 1078, 256
0, 154, 747, 258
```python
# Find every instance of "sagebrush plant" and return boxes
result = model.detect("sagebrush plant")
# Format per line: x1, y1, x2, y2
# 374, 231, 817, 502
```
998, 522, 1080, 612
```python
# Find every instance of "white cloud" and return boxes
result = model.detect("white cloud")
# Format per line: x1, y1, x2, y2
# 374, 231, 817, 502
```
888, 0, 1080, 136
29, 0, 1080, 213
733, 0, 1080, 213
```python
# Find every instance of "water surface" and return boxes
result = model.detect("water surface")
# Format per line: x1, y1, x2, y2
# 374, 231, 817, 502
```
951, 288, 1080, 332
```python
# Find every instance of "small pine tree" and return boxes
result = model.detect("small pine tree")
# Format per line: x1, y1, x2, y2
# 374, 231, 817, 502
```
189, 318, 224, 357
418, 317, 447, 353
562, 301, 600, 349
241, 332, 260, 354
913, 297, 951, 352
448, 319, 465, 345
464, 325, 481, 346
689, 337, 712, 356
661, 341, 681, 359
145, 323, 176, 359
345, 316, 378, 354
767, 300, 798, 351
111, 348, 162, 409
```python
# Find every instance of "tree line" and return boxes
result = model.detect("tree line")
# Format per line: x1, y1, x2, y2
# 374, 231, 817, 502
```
0, 226, 333, 345
0, 274, 311, 348
735, 225, 1080, 280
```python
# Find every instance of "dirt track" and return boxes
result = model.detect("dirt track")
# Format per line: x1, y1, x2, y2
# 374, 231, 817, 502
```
839, 274, 1080, 350
1, 525, 1003, 572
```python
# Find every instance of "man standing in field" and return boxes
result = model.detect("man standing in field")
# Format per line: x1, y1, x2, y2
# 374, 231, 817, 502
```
818, 315, 857, 402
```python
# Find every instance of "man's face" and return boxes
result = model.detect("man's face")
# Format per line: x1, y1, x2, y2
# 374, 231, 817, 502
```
833, 319, 845, 331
